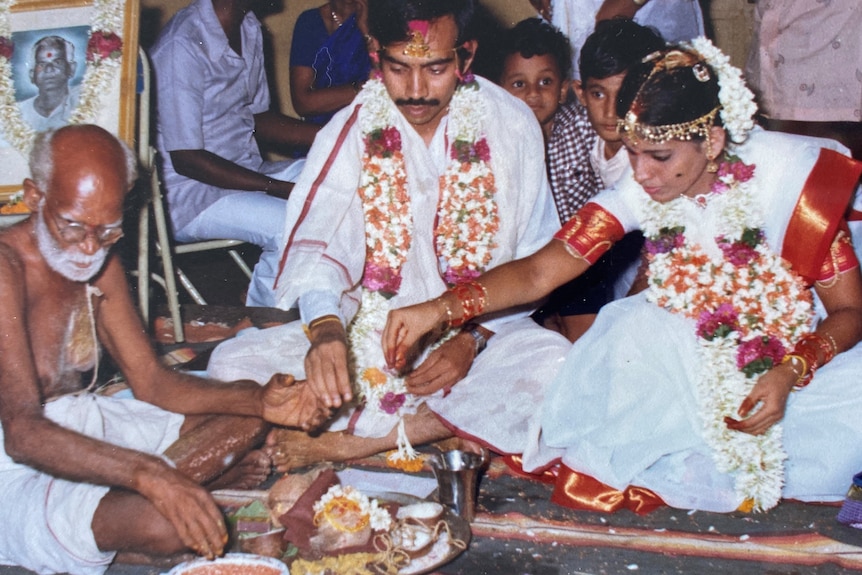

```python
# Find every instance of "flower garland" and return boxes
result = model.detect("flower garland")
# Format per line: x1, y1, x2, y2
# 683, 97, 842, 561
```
348, 76, 499, 466
434, 76, 499, 285
356, 79, 412, 297
685, 36, 757, 145
638, 156, 814, 511
313, 484, 392, 533
348, 288, 424, 465
0, 0, 124, 156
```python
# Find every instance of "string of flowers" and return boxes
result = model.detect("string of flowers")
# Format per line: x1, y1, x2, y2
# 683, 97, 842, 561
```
0, 0, 124, 156
638, 156, 814, 511
434, 75, 499, 285
356, 78, 412, 297
686, 36, 756, 145
348, 76, 499, 467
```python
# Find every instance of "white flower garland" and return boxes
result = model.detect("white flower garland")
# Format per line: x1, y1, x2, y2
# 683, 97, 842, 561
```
685, 36, 757, 145
435, 79, 499, 284
356, 78, 413, 294
348, 77, 497, 465
348, 289, 424, 463
0, 0, 124, 156
637, 159, 814, 511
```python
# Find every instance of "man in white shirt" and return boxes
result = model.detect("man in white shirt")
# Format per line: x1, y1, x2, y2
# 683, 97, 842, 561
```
18, 36, 80, 132
150, 0, 320, 307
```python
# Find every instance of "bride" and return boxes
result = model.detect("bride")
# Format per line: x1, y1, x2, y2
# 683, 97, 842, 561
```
383, 38, 862, 514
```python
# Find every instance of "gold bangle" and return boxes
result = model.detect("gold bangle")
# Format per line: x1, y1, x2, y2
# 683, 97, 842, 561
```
825, 333, 838, 356
437, 296, 454, 332
303, 315, 342, 340
781, 354, 811, 388
781, 354, 806, 379
632, 0, 647, 5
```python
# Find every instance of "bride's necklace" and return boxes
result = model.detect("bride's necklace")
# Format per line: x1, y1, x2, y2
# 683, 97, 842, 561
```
685, 190, 718, 208
684, 173, 722, 208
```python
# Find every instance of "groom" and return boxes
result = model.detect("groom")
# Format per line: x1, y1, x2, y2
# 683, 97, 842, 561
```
208, 0, 570, 473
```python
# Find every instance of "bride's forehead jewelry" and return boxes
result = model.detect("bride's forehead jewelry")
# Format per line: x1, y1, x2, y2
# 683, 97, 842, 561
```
403, 20, 431, 58
618, 106, 720, 145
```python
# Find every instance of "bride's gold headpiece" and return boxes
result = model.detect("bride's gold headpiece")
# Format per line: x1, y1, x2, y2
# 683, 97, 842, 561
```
616, 49, 720, 146
618, 106, 720, 145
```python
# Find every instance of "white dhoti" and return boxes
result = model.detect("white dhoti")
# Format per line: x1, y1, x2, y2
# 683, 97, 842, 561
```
208, 317, 569, 472
0, 395, 184, 575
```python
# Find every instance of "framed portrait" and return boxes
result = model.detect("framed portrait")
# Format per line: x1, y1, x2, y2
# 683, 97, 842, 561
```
0, 0, 140, 201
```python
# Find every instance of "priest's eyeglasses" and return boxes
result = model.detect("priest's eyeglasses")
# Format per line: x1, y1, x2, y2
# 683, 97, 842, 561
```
53, 214, 124, 245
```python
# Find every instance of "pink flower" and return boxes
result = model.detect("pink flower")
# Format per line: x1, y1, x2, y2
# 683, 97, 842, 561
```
473, 138, 490, 163
0, 37, 13, 61
381, 126, 401, 151
718, 158, 755, 184
451, 138, 490, 164
717, 228, 764, 266
458, 71, 476, 85
645, 226, 685, 255
86, 31, 123, 63
710, 157, 755, 194
366, 127, 401, 158
380, 392, 405, 414
736, 335, 786, 378
443, 267, 480, 286
363, 262, 402, 296
718, 241, 758, 266
696, 303, 739, 340
711, 180, 730, 195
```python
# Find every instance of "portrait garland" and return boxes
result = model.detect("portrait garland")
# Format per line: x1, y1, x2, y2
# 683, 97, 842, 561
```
0, 0, 124, 156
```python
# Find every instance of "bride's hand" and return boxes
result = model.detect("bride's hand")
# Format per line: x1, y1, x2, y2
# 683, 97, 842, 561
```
383, 299, 447, 370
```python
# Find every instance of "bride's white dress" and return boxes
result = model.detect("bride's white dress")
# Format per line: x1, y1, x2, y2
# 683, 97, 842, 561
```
541, 129, 862, 511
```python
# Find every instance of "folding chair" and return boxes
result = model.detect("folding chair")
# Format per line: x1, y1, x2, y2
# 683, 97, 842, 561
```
135, 48, 252, 343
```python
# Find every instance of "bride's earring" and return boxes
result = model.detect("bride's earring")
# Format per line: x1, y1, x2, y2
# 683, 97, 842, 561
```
705, 134, 718, 173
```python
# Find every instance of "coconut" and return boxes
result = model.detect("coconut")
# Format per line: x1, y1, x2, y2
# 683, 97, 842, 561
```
395, 501, 444, 527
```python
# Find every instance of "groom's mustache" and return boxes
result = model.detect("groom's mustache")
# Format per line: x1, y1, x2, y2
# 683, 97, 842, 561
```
395, 98, 441, 107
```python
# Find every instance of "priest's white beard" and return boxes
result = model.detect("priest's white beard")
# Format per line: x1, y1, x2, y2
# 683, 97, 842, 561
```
34, 209, 109, 282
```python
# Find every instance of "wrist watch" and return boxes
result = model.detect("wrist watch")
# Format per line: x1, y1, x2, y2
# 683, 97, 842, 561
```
466, 325, 488, 355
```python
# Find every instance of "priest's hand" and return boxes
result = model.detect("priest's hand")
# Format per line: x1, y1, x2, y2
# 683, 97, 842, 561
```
304, 317, 352, 408
404, 332, 475, 396
724, 364, 794, 436
261, 373, 330, 430
136, 462, 228, 560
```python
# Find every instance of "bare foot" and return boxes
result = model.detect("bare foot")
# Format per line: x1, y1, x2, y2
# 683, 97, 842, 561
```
207, 449, 272, 490
264, 428, 354, 473
264, 407, 455, 473
114, 550, 195, 568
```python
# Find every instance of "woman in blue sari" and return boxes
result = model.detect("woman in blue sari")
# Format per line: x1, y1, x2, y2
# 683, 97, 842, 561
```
290, 0, 372, 125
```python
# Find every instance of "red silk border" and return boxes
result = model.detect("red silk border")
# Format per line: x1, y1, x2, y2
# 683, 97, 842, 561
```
782, 149, 862, 284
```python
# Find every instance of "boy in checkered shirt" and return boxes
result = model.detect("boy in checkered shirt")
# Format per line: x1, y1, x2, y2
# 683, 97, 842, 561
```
496, 18, 664, 341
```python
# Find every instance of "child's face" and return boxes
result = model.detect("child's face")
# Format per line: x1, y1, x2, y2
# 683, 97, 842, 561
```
499, 53, 568, 136
574, 72, 626, 145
